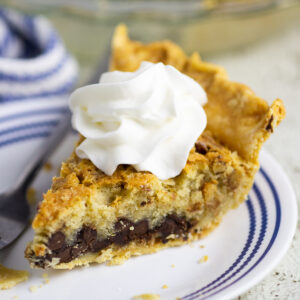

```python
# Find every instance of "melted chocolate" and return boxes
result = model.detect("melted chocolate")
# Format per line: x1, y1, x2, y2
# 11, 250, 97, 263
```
34, 214, 194, 267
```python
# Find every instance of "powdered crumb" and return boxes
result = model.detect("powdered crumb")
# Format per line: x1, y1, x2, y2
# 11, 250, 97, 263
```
0, 264, 29, 290
27, 187, 37, 205
129, 226, 135, 231
43, 162, 53, 171
162, 284, 168, 289
171, 264, 175, 268
42, 273, 50, 284
132, 293, 160, 300
29, 285, 38, 293
198, 255, 209, 264
166, 234, 176, 240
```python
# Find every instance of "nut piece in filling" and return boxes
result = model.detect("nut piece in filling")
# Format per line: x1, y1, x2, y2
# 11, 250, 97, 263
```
25, 25, 285, 269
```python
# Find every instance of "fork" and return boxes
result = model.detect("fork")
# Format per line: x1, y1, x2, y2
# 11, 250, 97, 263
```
0, 55, 109, 250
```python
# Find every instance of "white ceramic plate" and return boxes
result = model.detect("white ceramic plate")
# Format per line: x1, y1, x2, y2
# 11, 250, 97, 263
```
0, 133, 297, 300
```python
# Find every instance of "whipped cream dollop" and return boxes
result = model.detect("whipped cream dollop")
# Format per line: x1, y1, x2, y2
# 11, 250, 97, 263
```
69, 62, 207, 180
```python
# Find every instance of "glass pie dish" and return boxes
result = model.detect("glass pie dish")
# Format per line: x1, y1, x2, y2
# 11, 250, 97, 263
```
3, 0, 300, 81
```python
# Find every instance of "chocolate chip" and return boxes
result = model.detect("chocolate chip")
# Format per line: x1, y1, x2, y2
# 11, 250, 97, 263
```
38, 215, 194, 267
90, 239, 112, 252
129, 220, 149, 239
71, 247, 81, 258
195, 141, 209, 155
113, 219, 133, 245
71, 241, 88, 258
113, 229, 131, 245
56, 247, 72, 263
156, 215, 192, 243
82, 226, 97, 245
168, 214, 182, 224
114, 218, 133, 231
169, 214, 189, 231
159, 218, 177, 243
48, 231, 65, 251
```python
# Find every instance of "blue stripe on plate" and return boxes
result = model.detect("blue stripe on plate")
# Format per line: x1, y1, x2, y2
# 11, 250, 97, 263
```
181, 198, 256, 300
184, 168, 280, 299
199, 184, 267, 299
201, 169, 281, 299
0, 107, 68, 124
0, 120, 59, 137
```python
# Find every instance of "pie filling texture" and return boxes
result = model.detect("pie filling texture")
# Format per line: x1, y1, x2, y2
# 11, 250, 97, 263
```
34, 215, 194, 268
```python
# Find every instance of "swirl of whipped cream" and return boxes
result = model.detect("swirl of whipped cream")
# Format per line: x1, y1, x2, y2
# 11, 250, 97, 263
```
69, 62, 207, 180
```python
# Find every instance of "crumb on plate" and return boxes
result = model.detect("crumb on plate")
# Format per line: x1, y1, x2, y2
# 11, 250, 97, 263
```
29, 285, 38, 293
27, 187, 37, 205
198, 255, 209, 264
132, 293, 160, 300
0, 264, 29, 290
42, 273, 50, 284
162, 284, 168, 289
171, 264, 175, 268
43, 162, 53, 171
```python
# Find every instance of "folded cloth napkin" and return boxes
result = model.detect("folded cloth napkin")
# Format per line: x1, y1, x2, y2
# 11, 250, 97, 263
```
0, 9, 78, 192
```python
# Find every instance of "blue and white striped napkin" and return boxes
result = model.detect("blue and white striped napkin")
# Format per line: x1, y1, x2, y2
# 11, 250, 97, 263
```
0, 9, 78, 192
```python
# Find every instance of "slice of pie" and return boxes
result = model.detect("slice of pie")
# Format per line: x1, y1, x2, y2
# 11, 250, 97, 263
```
25, 25, 285, 269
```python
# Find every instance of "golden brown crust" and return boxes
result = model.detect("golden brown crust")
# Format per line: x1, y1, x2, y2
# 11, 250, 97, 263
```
33, 173, 90, 230
111, 24, 286, 162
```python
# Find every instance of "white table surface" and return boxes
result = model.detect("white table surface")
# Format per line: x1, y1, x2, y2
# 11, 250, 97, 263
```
208, 20, 300, 300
